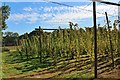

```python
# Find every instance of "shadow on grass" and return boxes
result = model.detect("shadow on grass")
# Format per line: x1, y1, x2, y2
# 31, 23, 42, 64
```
21, 58, 93, 78
21, 63, 50, 72
13, 57, 54, 73
2, 78, 95, 80
115, 58, 120, 66
2, 77, 120, 80
3, 50, 120, 79
5, 51, 92, 74
3, 51, 55, 73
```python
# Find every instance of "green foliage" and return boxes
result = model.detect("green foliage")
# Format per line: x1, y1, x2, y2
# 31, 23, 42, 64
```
10, 22, 118, 79
0, 12, 2, 28
1, 5, 10, 30
2, 32, 19, 46
18, 24, 119, 65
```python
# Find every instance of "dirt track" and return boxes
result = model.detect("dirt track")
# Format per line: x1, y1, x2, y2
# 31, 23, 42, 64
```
98, 69, 120, 79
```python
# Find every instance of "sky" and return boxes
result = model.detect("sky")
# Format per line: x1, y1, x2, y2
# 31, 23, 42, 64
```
1, 0, 120, 2
1, 0, 119, 35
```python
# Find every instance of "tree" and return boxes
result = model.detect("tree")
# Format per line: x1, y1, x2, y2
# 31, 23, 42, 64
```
0, 11, 2, 27
0, 5, 10, 30
4, 32, 19, 38
3, 32, 19, 46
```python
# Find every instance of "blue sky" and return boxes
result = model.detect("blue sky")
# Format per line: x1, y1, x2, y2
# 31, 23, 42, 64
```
2, 1, 118, 35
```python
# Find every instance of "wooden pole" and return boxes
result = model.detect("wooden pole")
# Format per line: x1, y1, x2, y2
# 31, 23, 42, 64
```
35, 28, 64, 31
105, 12, 114, 68
118, 2, 120, 58
118, 23, 120, 57
93, 2, 97, 78
39, 26, 42, 63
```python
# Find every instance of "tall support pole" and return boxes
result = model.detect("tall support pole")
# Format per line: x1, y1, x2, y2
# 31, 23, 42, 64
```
118, 23, 120, 57
118, 1, 120, 60
39, 26, 42, 63
105, 12, 114, 68
93, 2, 97, 78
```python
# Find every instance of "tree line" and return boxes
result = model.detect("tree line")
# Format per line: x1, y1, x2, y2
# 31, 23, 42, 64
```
2, 32, 19, 46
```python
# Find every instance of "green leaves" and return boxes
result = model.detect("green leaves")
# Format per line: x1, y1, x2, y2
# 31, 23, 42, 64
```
18, 25, 118, 66
1, 5, 10, 30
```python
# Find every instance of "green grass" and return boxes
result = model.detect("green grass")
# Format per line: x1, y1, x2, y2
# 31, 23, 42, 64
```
53, 71, 94, 80
2, 49, 94, 79
2, 50, 54, 78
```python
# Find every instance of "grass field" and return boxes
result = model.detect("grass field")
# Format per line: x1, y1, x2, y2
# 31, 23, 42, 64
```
2, 46, 120, 79
1, 46, 94, 79
2, 51, 51, 78
1, 46, 18, 51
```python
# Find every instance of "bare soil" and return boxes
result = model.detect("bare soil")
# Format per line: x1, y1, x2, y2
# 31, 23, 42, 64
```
98, 69, 120, 79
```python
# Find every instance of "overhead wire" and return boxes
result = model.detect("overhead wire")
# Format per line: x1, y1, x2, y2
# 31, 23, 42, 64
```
98, 2, 118, 18
43, 0, 117, 17
44, 0, 95, 23
83, 2, 92, 9
44, 0, 93, 23
96, 2, 118, 27
43, 0, 118, 28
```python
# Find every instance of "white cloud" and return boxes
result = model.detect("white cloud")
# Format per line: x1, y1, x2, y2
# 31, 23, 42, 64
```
9, 13, 25, 21
23, 7, 33, 11
8, 12, 54, 24
15, 22, 19, 24
44, 7, 53, 12
8, 4, 118, 24
8, 12, 41, 23
46, 4, 118, 24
